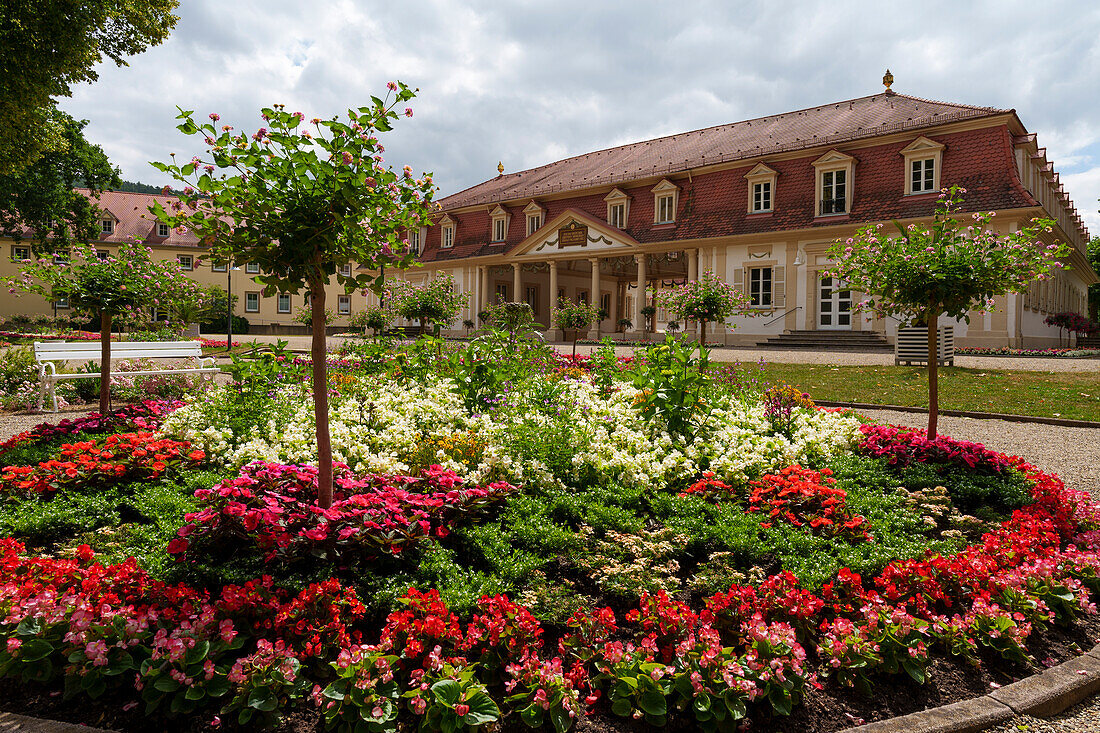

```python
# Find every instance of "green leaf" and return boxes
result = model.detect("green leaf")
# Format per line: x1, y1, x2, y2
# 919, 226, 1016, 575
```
610, 696, 632, 717
638, 690, 667, 717
768, 686, 792, 716
463, 691, 500, 725
153, 676, 180, 693
902, 657, 926, 684
185, 685, 206, 701
519, 703, 544, 728
17, 638, 52, 662
550, 703, 573, 733
247, 687, 278, 712
431, 679, 461, 707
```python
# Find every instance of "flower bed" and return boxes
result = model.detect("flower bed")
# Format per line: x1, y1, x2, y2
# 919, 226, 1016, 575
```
955, 346, 1100, 357
0, 399, 184, 459
3, 339, 1100, 731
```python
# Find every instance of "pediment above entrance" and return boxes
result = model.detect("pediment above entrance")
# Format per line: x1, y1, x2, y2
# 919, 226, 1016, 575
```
509, 208, 641, 259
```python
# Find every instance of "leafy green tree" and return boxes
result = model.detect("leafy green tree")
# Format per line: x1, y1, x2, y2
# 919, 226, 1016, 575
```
826, 187, 1068, 438
0, 111, 119, 250
389, 273, 468, 337
0, 1, 178, 174
553, 298, 599, 358
7, 241, 198, 413
655, 271, 750, 348
151, 86, 434, 508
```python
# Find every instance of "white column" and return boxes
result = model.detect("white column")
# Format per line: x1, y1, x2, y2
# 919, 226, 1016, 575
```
513, 264, 521, 303
548, 261, 560, 340
634, 253, 646, 331
587, 257, 601, 339
688, 249, 698, 282
479, 266, 488, 313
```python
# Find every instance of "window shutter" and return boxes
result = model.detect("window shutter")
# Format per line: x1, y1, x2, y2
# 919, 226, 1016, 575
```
772, 266, 785, 307
732, 266, 744, 294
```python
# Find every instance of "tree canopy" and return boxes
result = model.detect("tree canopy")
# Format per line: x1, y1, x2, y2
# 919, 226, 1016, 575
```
0, 111, 119, 249
0, 0, 179, 174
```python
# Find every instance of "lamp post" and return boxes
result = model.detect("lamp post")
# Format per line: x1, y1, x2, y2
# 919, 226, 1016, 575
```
226, 262, 240, 352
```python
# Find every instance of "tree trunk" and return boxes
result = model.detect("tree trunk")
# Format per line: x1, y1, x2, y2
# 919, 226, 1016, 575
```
99, 311, 111, 415
310, 281, 334, 509
572, 333, 578, 360
699, 319, 707, 347
926, 313, 939, 440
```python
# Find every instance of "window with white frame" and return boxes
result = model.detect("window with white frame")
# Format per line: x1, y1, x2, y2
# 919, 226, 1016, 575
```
96, 250, 108, 260
656, 194, 675, 223
900, 137, 945, 195
408, 228, 420, 254
246, 262, 260, 274
158, 223, 170, 237
609, 203, 625, 228
493, 218, 507, 242
489, 205, 509, 243
212, 262, 227, 273
245, 292, 260, 312
753, 182, 772, 212
55, 295, 69, 309
53, 251, 69, 265
524, 286, 538, 312
745, 163, 778, 213
177, 254, 193, 270
748, 267, 773, 307
495, 283, 508, 302
651, 180, 679, 224
605, 188, 630, 228
277, 293, 291, 313
442, 226, 454, 248
11, 245, 29, 261
813, 150, 855, 217
911, 159, 935, 193
526, 213, 542, 237
578, 290, 589, 304
820, 170, 847, 214
340, 263, 352, 277
100, 219, 114, 235
337, 294, 351, 314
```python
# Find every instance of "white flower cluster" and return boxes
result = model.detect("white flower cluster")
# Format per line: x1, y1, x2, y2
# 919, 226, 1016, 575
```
162, 375, 861, 489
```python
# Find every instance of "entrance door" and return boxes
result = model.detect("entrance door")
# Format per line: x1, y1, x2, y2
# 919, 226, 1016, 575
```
818, 276, 852, 330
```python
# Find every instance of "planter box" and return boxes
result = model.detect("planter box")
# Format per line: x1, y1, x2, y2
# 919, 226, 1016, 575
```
181, 322, 201, 339
895, 326, 954, 366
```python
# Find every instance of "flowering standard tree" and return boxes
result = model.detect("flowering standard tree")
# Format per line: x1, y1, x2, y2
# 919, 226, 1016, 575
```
387, 272, 467, 337
7, 241, 199, 414
553, 298, 599, 358
655, 270, 751, 347
150, 83, 434, 508
825, 187, 1068, 438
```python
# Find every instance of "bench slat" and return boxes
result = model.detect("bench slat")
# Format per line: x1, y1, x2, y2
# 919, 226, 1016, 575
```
34, 341, 204, 361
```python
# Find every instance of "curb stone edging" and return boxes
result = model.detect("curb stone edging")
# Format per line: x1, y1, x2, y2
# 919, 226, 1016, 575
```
0, 711, 115, 732
814, 400, 1100, 429
838, 642, 1100, 732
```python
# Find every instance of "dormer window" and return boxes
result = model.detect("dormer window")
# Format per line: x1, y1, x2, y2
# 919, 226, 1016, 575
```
408, 228, 420, 254
812, 150, 856, 217
158, 222, 170, 237
605, 188, 630, 228
651, 180, 679, 224
900, 136, 945, 195
440, 214, 455, 249
522, 200, 544, 237
489, 205, 510, 243
745, 163, 778, 213
100, 219, 114, 235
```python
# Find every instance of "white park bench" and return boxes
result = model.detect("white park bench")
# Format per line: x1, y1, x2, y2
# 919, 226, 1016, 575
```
34, 340, 219, 412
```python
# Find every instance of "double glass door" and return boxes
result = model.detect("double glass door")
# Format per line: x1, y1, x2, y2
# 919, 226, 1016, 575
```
818, 276, 852, 330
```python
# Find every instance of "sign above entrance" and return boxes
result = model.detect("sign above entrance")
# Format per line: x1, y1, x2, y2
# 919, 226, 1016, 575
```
558, 221, 589, 248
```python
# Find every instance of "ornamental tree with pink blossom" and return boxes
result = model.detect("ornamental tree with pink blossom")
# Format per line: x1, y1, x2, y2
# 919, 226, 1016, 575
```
6, 241, 200, 414
150, 83, 434, 508
654, 270, 751, 348
825, 186, 1068, 438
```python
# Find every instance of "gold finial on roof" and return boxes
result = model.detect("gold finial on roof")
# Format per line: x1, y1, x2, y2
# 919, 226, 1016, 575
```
497, 161, 504, 175
883, 69, 895, 93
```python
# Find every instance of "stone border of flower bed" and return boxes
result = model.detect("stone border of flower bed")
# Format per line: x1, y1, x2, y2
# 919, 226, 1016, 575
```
815, 400, 1100, 429
0, 710, 114, 732
839, 641, 1100, 733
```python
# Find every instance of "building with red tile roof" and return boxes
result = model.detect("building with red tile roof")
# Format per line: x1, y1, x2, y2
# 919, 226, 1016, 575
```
402, 84, 1095, 347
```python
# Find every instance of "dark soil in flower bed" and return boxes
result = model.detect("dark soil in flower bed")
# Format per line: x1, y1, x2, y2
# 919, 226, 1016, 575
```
3, 615, 1098, 733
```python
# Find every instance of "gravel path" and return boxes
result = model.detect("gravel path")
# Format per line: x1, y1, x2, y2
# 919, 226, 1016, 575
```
0, 405, 93, 442
986, 694, 1100, 732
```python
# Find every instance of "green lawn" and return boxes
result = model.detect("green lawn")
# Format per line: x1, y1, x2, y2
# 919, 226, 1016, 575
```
719, 363, 1100, 421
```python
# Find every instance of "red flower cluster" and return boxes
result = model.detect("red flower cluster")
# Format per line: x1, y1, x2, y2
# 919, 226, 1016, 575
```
1, 432, 204, 497
681, 466, 870, 541
0, 398, 185, 458
168, 462, 516, 562
858, 423, 1014, 473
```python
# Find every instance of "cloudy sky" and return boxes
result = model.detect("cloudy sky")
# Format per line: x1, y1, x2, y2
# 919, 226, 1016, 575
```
62, 0, 1100, 232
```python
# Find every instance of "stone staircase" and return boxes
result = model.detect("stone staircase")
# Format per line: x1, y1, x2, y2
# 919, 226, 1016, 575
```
756, 330, 892, 351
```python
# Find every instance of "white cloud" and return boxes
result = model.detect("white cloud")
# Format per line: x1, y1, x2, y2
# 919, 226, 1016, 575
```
54, 0, 1100, 229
